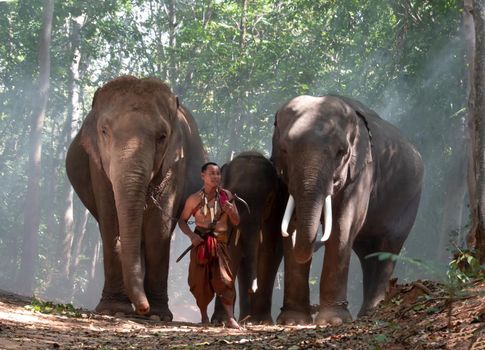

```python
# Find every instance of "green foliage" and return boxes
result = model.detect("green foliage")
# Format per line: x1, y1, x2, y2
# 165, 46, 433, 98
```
25, 297, 82, 317
366, 252, 439, 278
0, 0, 471, 309
367, 250, 484, 295
447, 249, 484, 287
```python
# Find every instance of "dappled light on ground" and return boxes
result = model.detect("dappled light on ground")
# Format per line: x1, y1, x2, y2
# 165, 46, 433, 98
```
0, 280, 484, 349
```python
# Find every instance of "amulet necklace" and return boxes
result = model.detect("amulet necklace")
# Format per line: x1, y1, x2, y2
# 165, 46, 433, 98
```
202, 188, 220, 222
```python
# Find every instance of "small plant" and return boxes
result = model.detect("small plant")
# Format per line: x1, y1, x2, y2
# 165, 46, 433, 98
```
365, 252, 439, 277
25, 297, 82, 317
447, 249, 484, 287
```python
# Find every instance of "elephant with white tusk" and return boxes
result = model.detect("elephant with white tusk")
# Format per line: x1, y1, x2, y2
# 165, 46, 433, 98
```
66, 76, 206, 319
271, 95, 424, 326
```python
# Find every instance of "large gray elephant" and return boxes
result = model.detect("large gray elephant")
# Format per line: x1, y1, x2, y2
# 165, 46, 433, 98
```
271, 95, 424, 325
66, 76, 206, 319
211, 152, 286, 324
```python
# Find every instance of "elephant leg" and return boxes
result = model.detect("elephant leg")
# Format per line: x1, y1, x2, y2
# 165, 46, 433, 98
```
90, 162, 133, 315
211, 297, 226, 325
315, 228, 353, 326
277, 235, 312, 325
237, 225, 261, 321
237, 255, 253, 320
353, 239, 387, 317
354, 191, 421, 317
252, 225, 283, 324
354, 233, 409, 317
143, 207, 173, 321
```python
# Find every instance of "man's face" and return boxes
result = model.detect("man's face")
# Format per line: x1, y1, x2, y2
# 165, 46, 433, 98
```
201, 164, 221, 188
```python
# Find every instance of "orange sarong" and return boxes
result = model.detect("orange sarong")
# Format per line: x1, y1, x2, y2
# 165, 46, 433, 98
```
188, 227, 235, 308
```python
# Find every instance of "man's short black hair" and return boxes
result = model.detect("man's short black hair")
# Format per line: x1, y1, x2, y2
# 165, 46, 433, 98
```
201, 162, 219, 172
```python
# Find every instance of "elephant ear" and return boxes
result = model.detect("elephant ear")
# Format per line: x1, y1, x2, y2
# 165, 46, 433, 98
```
348, 110, 373, 181
160, 94, 183, 176
270, 112, 282, 172
80, 89, 102, 169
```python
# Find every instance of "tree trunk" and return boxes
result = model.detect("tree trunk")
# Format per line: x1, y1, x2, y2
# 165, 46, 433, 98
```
47, 13, 85, 299
472, 0, 485, 263
226, 0, 249, 160
153, 0, 166, 79
437, 119, 468, 261
69, 208, 89, 280
76, 235, 102, 307
15, 0, 54, 295
167, 0, 176, 85
465, 0, 479, 250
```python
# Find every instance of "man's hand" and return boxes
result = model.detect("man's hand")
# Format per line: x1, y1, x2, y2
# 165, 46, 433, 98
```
190, 232, 204, 247
222, 200, 240, 225
222, 201, 235, 214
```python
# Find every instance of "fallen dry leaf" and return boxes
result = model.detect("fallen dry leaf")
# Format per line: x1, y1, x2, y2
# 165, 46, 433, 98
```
0, 281, 483, 349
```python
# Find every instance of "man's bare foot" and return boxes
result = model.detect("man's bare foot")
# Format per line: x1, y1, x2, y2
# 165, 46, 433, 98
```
225, 317, 242, 330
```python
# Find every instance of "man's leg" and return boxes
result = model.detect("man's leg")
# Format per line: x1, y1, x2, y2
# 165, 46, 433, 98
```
198, 299, 210, 324
188, 251, 213, 324
222, 301, 241, 329
213, 245, 242, 329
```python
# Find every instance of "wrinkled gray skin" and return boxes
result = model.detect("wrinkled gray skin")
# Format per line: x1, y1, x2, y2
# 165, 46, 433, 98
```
211, 152, 286, 324
271, 95, 424, 325
66, 76, 206, 319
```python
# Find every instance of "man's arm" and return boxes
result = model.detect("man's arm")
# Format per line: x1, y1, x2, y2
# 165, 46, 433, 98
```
178, 195, 204, 247
222, 190, 240, 225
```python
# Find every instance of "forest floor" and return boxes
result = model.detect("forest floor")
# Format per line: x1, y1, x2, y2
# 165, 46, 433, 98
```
0, 279, 484, 350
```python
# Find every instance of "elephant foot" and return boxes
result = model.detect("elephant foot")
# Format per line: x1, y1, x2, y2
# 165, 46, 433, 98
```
148, 301, 173, 321
210, 312, 225, 325
357, 303, 377, 318
276, 309, 312, 325
95, 296, 135, 315
315, 305, 352, 326
249, 312, 274, 325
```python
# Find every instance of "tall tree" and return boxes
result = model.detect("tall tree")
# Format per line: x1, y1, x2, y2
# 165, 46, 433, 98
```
468, 0, 485, 263
47, 11, 86, 298
226, 0, 249, 161
15, 0, 54, 295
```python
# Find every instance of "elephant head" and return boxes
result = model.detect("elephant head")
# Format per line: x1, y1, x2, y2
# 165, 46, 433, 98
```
271, 95, 372, 264
80, 76, 182, 314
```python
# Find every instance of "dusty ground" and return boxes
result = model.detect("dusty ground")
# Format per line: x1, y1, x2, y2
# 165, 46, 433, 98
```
0, 280, 483, 349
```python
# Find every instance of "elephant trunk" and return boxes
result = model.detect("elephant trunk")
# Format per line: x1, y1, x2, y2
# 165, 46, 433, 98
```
111, 147, 153, 315
293, 192, 324, 264
291, 167, 332, 264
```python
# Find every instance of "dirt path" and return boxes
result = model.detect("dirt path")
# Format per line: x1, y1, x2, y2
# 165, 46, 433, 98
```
0, 280, 483, 349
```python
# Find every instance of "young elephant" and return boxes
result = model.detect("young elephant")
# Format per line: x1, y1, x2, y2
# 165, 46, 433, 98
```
211, 152, 286, 324
271, 95, 424, 325
66, 76, 206, 319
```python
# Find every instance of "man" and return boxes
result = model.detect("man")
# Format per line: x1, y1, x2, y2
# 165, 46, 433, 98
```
178, 162, 241, 329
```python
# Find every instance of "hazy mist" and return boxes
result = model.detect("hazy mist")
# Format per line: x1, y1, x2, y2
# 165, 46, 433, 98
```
0, 1, 468, 323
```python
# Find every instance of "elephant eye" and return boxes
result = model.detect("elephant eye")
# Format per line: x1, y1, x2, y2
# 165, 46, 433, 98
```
101, 126, 108, 136
157, 133, 167, 144
336, 148, 346, 158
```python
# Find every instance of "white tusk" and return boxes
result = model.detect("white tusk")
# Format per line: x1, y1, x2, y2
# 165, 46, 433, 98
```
251, 278, 258, 293
321, 195, 332, 242
235, 229, 240, 246
281, 195, 295, 237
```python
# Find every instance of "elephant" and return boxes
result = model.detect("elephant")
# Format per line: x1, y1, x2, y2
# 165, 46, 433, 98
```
66, 76, 206, 319
211, 151, 286, 324
271, 95, 424, 326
